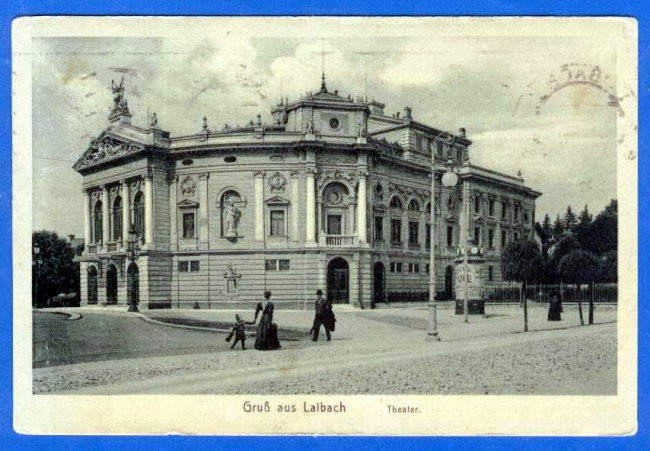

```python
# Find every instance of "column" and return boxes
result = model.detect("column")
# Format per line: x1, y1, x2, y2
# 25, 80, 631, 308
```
144, 173, 154, 246
356, 171, 367, 243
305, 168, 316, 244
290, 171, 300, 241
169, 175, 177, 249
101, 185, 110, 247
82, 189, 91, 248
459, 180, 471, 246
198, 173, 209, 248
254, 171, 265, 241
121, 180, 130, 247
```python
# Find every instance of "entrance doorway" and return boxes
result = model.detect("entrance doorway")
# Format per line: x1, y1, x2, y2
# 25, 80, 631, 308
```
106, 264, 118, 304
327, 257, 349, 304
444, 265, 454, 299
373, 262, 385, 305
127, 262, 139, 307
87, 266, 98, 304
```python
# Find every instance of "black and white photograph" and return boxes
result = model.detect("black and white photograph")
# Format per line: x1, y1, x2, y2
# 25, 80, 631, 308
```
14, 17, 637, 435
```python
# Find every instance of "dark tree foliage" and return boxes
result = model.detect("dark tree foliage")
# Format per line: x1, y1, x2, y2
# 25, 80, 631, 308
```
558, 250, 600, 284
501, 239, 544, 284
548, 235, 581, 282
582, 199, 617, 255
599, 250, 617, 282
563, 205, 578, 231
541, 214, 553, 241
32, 231, 79, 307
552, 214, 564, 239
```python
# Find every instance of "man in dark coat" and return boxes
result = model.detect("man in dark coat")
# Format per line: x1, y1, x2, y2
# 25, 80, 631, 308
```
311, 289, 332, 342
225, 314, 247, 350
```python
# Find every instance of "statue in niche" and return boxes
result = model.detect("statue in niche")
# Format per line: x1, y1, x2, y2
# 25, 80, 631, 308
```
224, 200, 241, 237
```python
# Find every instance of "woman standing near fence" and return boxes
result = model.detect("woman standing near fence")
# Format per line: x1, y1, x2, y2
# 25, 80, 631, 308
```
547, 292, 562, 321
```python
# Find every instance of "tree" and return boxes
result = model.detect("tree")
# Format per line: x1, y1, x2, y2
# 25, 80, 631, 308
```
552, 214, 564, 239
575, 204, 593, 250
599, 250, 617, 283
32, 231, 79, 308
563, 205, 578, 231
577, 204, 593, 226
584, 199, 617, 255
501, 239, 544, 332
558, 250, 600, 325
548, 235, 581, 282
541, 214, 553, 241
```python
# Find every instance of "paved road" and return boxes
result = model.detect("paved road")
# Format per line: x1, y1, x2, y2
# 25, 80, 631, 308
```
33, 305, 617, 395
33, 310, 309, 368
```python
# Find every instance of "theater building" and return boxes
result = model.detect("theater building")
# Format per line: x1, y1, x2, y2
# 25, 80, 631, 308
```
74, 76, 541, 309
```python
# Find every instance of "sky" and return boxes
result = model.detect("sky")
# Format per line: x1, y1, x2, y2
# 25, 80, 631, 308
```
30, 18, 622, 236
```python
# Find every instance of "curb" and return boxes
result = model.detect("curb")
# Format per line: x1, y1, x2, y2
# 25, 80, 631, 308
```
138, 314, 258, 337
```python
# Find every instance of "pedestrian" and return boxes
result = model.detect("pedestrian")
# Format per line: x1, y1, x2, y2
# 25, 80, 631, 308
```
254, 290, 272, 324
225, 314, 247, 350
547, 292, 562, 321
254, 291, 281, 350
311, 289, 333, 342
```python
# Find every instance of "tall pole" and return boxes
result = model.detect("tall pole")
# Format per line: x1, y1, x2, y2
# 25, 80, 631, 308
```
426, 152, 440, 341
463, 180, 470, 324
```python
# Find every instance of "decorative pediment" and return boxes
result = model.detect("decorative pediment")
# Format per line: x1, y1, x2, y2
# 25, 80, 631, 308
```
177, 199, 199, 209
74, 133, 145, 171
265, 196, 290, 206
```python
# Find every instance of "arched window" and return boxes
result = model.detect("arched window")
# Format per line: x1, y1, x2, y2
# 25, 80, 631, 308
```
93, 201, 103, 243
389, 196, 403, 209
408, 199, 420, 212
133, 192, 144, 238
112, 196, 123, 241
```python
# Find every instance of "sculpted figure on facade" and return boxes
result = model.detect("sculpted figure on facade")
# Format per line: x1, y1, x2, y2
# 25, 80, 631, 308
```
224, 200, 241, 237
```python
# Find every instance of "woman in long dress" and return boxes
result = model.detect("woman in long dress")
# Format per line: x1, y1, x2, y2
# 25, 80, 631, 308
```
255, 302, 281, 350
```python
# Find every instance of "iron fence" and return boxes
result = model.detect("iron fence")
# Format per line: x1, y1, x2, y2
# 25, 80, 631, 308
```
485, 283, 618, 304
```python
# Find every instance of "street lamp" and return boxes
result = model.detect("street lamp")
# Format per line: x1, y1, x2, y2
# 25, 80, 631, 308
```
126, 224, 140, 312
427, 155, 458, 341
33, 245, 41, 308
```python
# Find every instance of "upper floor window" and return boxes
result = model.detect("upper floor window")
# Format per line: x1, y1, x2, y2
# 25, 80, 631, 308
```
408, 221, 419, 246
407, 199, 420, 213
488, 229, 495, 249
93, 200, 103, 243
488, 199, 495, 217
390, 196, 403, 209
112, 196, 122, 241
374, 216, 383, 242
391, 219, 402, 243
182, 212, 195, 238
474, 195, 481, 214
501, 202, 508, 221
447, 225, 454, 247
134, 192, 145, 238
270, 210, 285, 236
437, 141, 444, 156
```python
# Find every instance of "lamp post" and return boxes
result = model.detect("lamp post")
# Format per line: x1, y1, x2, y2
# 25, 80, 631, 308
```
427, 155, 458, 341
33, 245, 41, 308
126, 224, 140, 312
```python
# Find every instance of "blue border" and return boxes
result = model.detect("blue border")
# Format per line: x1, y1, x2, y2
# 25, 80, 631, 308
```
2, 1, 646, 449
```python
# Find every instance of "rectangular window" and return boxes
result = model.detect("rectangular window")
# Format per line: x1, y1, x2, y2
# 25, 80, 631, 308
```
391, 219, 402, 243
265, 259, 277, 271
488, 229, 495, 249
474, 226, 480, 245
437, 140, 444, 156
524, 211, 529, 223
178, 261, 189, 272
190, 261, 200, 272
416, 134, 424, 150
425, 264, 430, 274
182, 212, 195, 238
396, 262, 402, 272
474, 195, 480, 214
514, 232, 520, 241
501, 202, 508, 220
279, 259, 290, 271
425, 224, 431, 249
374, 216, 383, 242
488, 265, 494, 282
408, 263, 414, 273
414, 263, 420, 273
489, 199, 495, 217
447, 225, 454, 247
270, 210, 285, 236
327, 215, 342, 235
514, 205, 520, 222
408, 221, 419, 246
501, 230, 507, 248
390, 262, 396, 272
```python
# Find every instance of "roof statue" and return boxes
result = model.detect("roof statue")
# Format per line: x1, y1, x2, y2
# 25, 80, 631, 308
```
110, 76, 130, 116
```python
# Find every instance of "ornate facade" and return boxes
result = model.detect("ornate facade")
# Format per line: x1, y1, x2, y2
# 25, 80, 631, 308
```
74, 77, 541, 309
